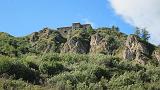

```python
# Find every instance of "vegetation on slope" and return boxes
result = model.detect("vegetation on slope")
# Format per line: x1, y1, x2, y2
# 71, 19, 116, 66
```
0, 27, 159, 90
0, 53, 159, 90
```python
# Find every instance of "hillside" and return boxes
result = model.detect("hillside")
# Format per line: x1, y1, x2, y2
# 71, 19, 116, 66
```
0, 24, 160, 90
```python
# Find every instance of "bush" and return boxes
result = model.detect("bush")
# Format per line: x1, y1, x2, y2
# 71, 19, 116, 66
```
1, 53, 160, 89
118, 61, 145, 72
39, 62, 64, 76
93, 67, 110, 80
0, 78, 46, 90
26, 62, 39, 70
0, 57, 40, 84
41, 53, 60, 62
7, 62, 40, 84
0, 56, 13, 74
108, 72, 137, 89
145, 67, 160, 82
59, 53, 89, 64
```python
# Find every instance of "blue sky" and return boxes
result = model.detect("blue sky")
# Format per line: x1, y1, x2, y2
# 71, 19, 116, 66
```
0, 0, 134, 36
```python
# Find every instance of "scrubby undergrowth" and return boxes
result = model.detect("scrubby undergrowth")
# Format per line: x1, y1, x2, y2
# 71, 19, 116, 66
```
0, 53, 160, 90
0, 27, 160, 90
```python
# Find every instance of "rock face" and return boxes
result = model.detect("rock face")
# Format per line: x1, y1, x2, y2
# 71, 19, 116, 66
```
123, 35, 149, 64
90, 33, 119, 55
90, 34, 104, 53
30, 32, 39, 42
29, 28, 65, 53
30, 28, 53, 42
152, 49, 160, 62
61, 37, 90, 54
27, 28, 159, 64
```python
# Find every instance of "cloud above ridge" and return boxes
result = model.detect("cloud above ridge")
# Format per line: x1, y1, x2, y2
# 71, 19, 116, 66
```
109, 0, 160, 45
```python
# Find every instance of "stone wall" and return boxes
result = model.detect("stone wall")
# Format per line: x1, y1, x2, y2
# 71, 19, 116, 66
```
57, 23, 92, 38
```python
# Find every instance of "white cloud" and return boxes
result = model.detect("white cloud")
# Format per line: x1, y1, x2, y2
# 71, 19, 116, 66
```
109, 0, 160, 45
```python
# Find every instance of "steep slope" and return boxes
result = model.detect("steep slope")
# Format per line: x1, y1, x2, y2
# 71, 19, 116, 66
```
0, 32, 30, 57
123, 35, 155, 64
90, 29, 126, 55
152, 48, 160, 62
1, 26, 160, 90
61, 29, 90, 53
27, 28, 66, 53
0, 26, 159, 64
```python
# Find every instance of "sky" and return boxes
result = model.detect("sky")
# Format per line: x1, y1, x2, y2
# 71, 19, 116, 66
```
109, 0, 160, 45
0, 0, 134, 37
2, 0, 160, 45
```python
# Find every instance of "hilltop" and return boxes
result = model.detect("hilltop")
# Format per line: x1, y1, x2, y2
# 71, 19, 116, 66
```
1, 23, 160, 64
0, 23, 160, 89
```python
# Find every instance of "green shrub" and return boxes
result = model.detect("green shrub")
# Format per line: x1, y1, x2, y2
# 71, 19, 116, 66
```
108, 72, 137, 89
26, 61, 39, 70
39, 62, 64, 76
59, 53, 89, 65
145, 67, 160, 82
21, 55, 40, 70
0, 78, 46, 90
0, 56, 13, 74
1, 52, 160, 89
0, 56, 40, 84
92, 67, 110, 80
48, 72, 78, 87
118, 61, 145, 72
77, 81, 107, 90
41, 53, 60, 62
8, 62, 40, 84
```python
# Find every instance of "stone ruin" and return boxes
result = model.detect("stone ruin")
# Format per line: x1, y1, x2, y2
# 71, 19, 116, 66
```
57, 23, 92, 38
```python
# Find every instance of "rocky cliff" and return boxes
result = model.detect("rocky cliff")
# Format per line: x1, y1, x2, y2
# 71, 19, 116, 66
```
123, 35, 149, 64
0, 27, 159, 64
28, 28, 66, 53
90, 33, 119, 55
61, 37, 90, 54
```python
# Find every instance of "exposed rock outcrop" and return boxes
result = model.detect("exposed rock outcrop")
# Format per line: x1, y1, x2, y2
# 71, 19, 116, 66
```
123, 35, 149, 64
90, 33, 119, 55
152, 49, 160, 62
28, 28, 159, 64
30, 28, 52, 42
29, 28, 65, 53
61, 37, 90, 54
30, 32, 39, 42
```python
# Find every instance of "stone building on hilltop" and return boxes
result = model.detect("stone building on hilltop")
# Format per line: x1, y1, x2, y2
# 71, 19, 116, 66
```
57, 23, 92, 38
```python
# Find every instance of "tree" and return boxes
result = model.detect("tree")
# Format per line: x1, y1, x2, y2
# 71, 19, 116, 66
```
112, 25, 119, 32
141, 28, 150, 41
135, 27, 141, 36
134, 27, 150, 41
